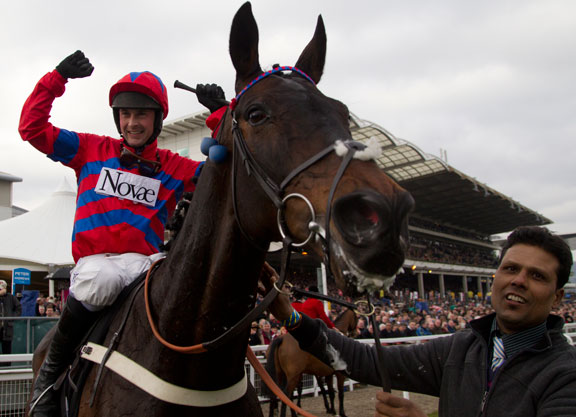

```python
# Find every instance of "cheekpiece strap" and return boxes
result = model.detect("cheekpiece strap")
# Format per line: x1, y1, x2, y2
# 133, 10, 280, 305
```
229, 66, 315, 110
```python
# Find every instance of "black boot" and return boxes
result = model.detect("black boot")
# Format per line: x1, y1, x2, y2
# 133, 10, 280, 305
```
29, 297, 96, 416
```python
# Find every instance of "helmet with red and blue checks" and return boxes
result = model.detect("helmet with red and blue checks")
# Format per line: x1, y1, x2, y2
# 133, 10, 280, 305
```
109, 71, 168, 145
109, 71, 168, 118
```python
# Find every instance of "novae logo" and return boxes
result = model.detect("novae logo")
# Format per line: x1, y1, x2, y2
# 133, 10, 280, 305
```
95, 167, 161, 207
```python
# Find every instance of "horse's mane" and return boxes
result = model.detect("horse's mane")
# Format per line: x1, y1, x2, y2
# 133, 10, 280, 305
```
161, 191, 194, 251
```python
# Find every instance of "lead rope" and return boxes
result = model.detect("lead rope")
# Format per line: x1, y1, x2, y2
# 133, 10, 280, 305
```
292, 287, 391, 392
365, 292, 392, 393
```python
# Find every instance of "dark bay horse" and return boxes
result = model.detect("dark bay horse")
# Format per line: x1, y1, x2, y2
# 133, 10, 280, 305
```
31, 2, 413, 416
265, 309, 357, 417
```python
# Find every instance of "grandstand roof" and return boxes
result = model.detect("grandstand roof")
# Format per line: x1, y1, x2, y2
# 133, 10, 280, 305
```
159, 111, 550, 237
348, 114, 550, 236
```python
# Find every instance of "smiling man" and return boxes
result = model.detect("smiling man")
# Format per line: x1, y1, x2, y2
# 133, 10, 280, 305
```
262, 226, 576, 417
492, 240, 566, 334
19, 51, 226, 416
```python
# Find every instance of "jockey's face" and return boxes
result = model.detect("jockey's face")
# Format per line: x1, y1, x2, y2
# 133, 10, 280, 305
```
119, 108, 155, 148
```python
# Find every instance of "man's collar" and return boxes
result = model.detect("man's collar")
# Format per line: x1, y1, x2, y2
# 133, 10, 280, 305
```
491, 316, 548, 358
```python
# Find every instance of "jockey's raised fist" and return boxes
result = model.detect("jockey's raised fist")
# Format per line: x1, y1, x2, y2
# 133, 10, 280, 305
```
56, 50, 94, 79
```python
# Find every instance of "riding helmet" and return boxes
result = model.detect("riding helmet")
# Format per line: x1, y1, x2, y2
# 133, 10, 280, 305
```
109, 71, 169, 145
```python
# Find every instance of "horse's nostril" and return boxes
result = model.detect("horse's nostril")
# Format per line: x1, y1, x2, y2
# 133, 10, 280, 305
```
333, 191, 390, 247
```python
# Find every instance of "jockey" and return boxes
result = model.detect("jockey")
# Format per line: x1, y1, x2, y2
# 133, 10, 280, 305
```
19, 50, 226, 416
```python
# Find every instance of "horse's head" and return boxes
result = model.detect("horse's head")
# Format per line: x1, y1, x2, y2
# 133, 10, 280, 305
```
224, 2, 414, 296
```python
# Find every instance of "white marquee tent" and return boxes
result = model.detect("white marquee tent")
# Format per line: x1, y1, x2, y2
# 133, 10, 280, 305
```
0, 177, 76, 272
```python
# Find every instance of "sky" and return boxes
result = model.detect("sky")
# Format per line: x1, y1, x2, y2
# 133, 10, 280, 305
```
2, 0, 575, 237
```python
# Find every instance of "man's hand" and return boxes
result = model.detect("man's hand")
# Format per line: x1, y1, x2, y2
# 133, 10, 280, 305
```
374, 391, 428, 417
196, 83, 228, 113
257, 262, 293, 321
56, 50, 94, 79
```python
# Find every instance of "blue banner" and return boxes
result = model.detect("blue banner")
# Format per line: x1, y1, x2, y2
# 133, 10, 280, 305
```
13, 267, 31, 285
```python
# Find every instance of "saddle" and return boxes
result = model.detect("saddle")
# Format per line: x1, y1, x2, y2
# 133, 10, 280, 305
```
54, 272, 147, 417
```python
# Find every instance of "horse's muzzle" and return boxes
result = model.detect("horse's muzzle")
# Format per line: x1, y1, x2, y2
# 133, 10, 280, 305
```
332, 189, 414, 276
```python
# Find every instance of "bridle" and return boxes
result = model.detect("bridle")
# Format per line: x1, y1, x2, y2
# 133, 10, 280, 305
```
229, 66, 369, 269
145, 65, 372, 353
142, 66, 391, 410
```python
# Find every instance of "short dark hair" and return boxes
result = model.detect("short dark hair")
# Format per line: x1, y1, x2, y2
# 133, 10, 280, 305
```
499, 226, 573, 289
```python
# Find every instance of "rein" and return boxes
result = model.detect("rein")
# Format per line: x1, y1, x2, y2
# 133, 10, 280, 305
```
144, 239, 293, 354
291, 287, 372, 314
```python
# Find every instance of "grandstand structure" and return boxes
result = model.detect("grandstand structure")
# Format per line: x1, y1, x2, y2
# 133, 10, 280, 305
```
157, 110, 551, 300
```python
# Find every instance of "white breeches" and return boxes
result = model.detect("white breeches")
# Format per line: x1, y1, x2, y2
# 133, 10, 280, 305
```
69, 252, 164, 311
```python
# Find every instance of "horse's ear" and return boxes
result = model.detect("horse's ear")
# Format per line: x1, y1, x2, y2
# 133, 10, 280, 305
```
230, 2, 262, 93
294, 15, 326, 84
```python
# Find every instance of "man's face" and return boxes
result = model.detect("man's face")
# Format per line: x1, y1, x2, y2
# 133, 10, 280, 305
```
119, 108, 155, 148
492, 243, 563, 334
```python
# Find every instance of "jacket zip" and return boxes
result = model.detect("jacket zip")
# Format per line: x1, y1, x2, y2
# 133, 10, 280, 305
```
479, 390, 489, 416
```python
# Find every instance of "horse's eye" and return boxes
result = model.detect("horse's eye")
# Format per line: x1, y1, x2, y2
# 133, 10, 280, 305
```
247, 109, 268, 126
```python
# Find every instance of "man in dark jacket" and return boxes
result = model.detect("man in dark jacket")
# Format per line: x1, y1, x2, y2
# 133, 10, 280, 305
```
262, 226, 576, 417
0, 280, 22, 358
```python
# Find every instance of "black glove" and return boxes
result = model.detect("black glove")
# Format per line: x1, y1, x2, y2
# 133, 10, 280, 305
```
196, 83, 228, 113
56, 50, 94, 79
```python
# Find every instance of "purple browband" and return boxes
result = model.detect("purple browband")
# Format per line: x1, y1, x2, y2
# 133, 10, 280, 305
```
229, 66, 315, 110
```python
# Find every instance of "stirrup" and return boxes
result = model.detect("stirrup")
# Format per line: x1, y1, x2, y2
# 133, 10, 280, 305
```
28, 383, 55, 416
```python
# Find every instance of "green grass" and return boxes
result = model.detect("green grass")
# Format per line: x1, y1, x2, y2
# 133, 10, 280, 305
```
428, 412, 439, 417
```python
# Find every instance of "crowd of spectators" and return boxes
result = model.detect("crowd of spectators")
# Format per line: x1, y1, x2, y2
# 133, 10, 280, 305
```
409, 217, 492, 243
250, 284, 576, 344
351, 297, 576, 340
34, 292, 63, 318
408, 234, 498, 268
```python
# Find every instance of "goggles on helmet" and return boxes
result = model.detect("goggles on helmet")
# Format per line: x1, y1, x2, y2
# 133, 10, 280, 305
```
119, 145, 161, 177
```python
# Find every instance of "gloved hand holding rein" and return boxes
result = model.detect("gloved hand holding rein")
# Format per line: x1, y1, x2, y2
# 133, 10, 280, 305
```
56, 50, 94, 79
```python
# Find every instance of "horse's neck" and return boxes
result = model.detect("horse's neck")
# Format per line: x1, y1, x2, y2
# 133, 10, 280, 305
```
151, 167, 267, 345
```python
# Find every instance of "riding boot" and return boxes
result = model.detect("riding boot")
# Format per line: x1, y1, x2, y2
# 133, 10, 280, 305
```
29, 297, 97, 417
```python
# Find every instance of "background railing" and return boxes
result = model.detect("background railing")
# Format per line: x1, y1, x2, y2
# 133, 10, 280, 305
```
1, 320, 575, 416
